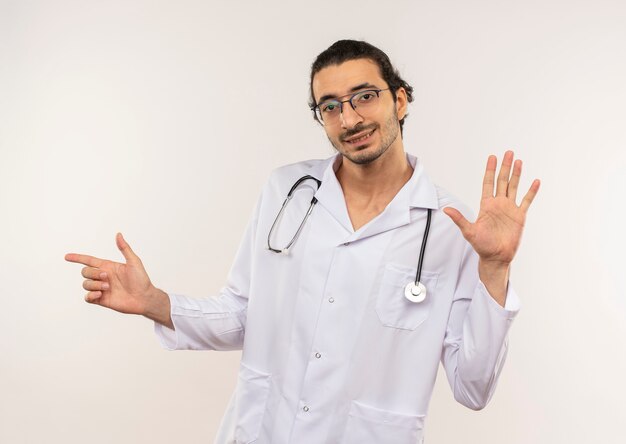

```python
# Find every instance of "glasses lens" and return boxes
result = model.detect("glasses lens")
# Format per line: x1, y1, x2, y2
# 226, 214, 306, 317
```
351, 90, 380, 112
317, 100, 341, 126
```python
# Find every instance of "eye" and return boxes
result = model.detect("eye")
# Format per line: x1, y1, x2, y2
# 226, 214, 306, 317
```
322, 102, 340, 113
356, 91, 375, 102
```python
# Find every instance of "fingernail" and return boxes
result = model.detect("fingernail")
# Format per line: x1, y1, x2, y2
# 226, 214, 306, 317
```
100, 272, 107, 279
102, 283, 110, 290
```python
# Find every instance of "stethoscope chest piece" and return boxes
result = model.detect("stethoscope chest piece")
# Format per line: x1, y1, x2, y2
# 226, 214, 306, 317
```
404, 281, 427, 303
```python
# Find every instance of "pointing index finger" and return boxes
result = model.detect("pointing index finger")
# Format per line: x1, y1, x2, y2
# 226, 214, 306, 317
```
64, 253, 104, 268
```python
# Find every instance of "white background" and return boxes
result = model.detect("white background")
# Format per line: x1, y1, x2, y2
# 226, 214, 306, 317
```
1, 0, 625, 442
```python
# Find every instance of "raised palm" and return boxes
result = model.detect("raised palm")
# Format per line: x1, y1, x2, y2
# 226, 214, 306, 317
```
444, 151, 540, 265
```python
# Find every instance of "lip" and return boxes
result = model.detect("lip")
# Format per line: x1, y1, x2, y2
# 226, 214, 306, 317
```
343, 129, 376, 145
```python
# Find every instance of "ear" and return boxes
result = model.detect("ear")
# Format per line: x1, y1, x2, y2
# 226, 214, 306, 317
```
394, 87, 408, 121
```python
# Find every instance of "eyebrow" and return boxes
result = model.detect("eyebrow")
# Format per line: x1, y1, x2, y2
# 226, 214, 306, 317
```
317, 82, 380, 104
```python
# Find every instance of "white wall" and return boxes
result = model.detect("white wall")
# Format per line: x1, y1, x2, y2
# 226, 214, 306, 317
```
1, 0, 625, 442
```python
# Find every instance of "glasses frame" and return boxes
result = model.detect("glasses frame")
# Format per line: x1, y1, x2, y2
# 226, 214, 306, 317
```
311, 88, 390, 126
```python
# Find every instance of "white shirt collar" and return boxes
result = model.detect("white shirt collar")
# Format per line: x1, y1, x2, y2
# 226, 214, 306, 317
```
309, 152, 439, 240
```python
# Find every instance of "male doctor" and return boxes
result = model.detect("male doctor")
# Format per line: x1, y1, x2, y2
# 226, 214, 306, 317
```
66, 40, 540, 443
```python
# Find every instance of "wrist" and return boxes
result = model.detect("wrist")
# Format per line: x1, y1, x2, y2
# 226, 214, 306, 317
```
478, 259, 510, 278
142, 286, 173, 328
478, 260, 510, 307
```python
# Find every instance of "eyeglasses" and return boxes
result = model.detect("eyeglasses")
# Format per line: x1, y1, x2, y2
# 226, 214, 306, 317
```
311, 88, 390, 126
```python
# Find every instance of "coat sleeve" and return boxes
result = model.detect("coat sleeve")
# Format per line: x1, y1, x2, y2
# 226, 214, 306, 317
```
440, 242, 521, 410
153, 192, 263, 351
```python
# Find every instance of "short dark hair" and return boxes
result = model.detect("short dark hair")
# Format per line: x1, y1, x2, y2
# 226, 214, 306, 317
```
309, 39, 414, 134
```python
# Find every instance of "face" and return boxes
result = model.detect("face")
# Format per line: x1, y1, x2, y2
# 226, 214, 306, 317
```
312, 58, 407, 166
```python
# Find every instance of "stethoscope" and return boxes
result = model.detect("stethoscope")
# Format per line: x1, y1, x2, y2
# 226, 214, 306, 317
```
267, 175, 433, 304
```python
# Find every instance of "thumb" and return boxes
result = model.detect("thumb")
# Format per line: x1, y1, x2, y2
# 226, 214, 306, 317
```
116, 232, 140, 264
443, 207, 472, 237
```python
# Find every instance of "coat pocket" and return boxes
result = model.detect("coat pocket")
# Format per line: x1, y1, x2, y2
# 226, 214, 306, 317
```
341, 400, 425, 444
375, 263, 438, 330
232, 362, 272, 444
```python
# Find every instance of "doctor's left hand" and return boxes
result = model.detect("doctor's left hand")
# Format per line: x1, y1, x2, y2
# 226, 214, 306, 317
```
443, 151, 540, 303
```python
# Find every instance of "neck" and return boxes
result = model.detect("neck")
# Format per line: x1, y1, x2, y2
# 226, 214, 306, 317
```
336, 144, 412, 199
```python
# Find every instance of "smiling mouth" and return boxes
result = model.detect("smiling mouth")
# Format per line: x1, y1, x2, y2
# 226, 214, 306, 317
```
344, 129, 375, 144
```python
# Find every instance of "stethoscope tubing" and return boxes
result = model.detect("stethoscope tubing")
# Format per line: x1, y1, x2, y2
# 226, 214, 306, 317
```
267, 175, 321, 253
414, 208, 432, 285
268, 175, 433, 304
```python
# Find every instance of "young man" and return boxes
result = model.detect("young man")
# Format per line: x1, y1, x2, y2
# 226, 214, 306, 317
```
66, 40, 539, 443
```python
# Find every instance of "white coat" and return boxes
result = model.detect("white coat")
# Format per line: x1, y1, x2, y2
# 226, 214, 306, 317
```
155, 153, 520, 444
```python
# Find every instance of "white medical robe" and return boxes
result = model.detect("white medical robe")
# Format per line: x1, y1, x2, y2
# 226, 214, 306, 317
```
155, 153, 520, 444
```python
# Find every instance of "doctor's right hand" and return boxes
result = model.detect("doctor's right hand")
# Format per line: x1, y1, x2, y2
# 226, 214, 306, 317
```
65, 233, 173, 329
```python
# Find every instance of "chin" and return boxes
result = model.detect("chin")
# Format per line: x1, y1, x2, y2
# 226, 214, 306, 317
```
344, 144, 387, 165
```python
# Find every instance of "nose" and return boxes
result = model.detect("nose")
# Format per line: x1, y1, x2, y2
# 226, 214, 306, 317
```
340, 102, 364, 129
